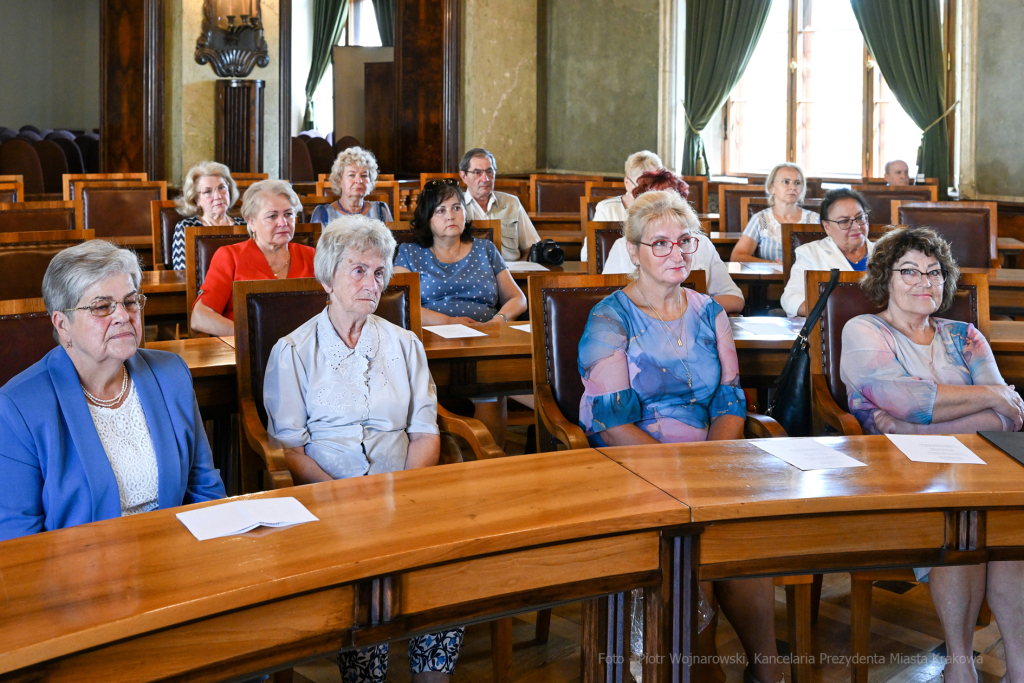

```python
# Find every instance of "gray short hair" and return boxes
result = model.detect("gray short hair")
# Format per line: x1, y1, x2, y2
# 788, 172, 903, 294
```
329, 146, 380, 196
624, 151, 663, 181
176, 161, 239, 217
240, 180, 302, 236
765, 162, 807, 207
42, 240, 142, 323
314, 215, 397, 288
459, 148, 497, 174
624, 190, 702, 280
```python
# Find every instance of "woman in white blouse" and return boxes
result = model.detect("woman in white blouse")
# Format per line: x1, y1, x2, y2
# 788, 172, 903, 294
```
731, 162, 819, 263
262, 215, 462, 683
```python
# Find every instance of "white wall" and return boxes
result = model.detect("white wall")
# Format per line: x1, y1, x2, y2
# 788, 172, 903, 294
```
0, 0, 100, 131
332, 46, 394, 142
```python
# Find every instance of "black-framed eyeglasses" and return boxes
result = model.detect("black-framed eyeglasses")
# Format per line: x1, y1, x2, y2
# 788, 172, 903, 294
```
65, 294, 147, 317
892, 268, 945, 285
424, 178, 461, 190
823, 214, 869, 231
640, 236, 699, 257
465, 168, 495, 178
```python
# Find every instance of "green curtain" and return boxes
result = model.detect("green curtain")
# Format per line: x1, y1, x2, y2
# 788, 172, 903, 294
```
851, 0, 949, 198
371, 0, 394, 48
682, 0, 772, 176
303, 0, 349, 131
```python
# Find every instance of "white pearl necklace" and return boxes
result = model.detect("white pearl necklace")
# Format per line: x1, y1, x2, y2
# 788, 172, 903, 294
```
83, 367, 129, 408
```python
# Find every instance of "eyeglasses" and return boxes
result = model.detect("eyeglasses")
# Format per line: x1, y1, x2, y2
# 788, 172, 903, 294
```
424, 178, 460, 190
823, 214, 869, 231
640, 236, 699, 257
465, 168, 495, 178
892, 268, 945, 285
65, 294, 147, 317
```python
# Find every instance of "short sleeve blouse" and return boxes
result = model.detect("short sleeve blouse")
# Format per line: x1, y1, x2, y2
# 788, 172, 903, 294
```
394, 238, 508, 322
309, 200, 393, 225
741, 207, 819, 263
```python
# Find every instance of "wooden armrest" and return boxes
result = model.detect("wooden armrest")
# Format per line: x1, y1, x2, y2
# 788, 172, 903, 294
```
744, 412, 787, 438
239, 396, 294, 489
437, 406, 505, 460
536, 384, 589, 451
811, 374, 863, 436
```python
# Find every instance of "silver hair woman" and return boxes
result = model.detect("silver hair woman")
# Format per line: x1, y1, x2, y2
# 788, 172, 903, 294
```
170, 161, 245, 270
0, 240, 224, 541
190, 179, 316, 337
262, 215, 463, 683
310, 146, 393, 225
731, 161, 819, 263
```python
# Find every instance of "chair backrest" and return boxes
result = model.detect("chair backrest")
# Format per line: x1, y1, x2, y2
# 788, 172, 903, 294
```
529, 174, 602, 213
314, 181, 335, 197
0, 180, 25, 203
387, 219, 502, 257
528, 272, 706, 429
419, 172, 462, 191
334, 136, 361, 155
63, 173, 147, 201
494, 178, 530, 208
682, 176, 709, 214
0, 139, 45, 195
150, 200, 184, 270
74, 135, 100, 174
372, 180, 401, 219
290, 137, 315, 183
851, 184, 938, 223
0, 200, 83, 233
0, 230, 95, 300
0, 298, 57, 388
580, 196, 605, 224
231, 173, 269, 182
585, 181, 625, 200
306, 137, 336, 177
299, 194, 334, 223
32, 140, 69, 194
79, 182, 168, 245
585, 221, 624, 275
781, 223, 831, 281
741, 196, 823, 223
232, 272, 421, 425
807, 270, 989, 414
48, 137, 84, 175
718, 184, 766, 233
893, 200, 999, 269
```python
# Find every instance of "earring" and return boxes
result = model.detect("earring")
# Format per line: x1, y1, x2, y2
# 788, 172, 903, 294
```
64, 339, 72, 349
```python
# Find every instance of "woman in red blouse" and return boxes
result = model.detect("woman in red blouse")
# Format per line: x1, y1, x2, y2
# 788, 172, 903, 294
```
190, 180, 316, 336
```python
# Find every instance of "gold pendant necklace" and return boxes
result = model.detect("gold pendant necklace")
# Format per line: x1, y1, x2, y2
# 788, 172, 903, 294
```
636, 284, 693, 389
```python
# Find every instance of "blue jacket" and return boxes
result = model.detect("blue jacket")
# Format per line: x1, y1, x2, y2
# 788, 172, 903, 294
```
0, 346, 225, 541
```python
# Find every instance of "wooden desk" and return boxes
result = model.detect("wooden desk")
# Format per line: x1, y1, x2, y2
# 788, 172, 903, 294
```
529, 212, 582, 259
726, 261, 785, 313
0, 449, 691, 683
141, 269, 187, 318
423, 321, 533, 399
991, 319, 1024, 383
147, 336, 236, 409
989, 268, 1024, 315
508, 260, 585, 284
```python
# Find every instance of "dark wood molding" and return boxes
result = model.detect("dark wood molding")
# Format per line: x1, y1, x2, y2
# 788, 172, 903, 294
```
279, 0, 292, 180
215, 80, 266, 173
442, 0, 461, 172
144, 0, 165, 180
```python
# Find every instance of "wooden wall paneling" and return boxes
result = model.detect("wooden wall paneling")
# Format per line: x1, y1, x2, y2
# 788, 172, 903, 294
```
364, 62, 397, 174
100, 0, 164, 178
215, 79, 266, 174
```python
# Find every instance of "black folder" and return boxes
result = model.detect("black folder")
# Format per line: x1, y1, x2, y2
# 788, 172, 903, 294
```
978, 431, 1024, 466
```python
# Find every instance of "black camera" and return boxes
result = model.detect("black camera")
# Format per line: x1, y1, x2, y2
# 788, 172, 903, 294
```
527, 238, 565, 266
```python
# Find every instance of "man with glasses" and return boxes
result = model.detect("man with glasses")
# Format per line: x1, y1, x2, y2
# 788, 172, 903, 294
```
781, 188, 875, 316
458, 148, 539, 261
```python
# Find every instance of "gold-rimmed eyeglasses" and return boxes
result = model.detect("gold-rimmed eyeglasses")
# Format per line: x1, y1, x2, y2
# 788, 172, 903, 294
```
65, 294, 147, 317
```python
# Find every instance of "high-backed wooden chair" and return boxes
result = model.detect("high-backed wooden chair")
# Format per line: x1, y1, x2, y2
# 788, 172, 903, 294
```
584, 181, 624, 200
891, 200, 1000, 269
419, 172, 461, 190
184, 224, 318, 337
851, 184, 937, 223
0, 298, 57, 387
718, 184, 765, 233
804, 269, 990, 683
63, 173, 147, 201
0, 200, 83, 233
387, 219, 502, 256
0, 179, 24, 203
33, 140, 69, 195
0, 139, 45, 195
150, 200, 184, 270
585, 221, 624, 275
77, 181, 167, 264
0, 230, 94, 301
778, 223, 876, 282
529, 173, 602, 213
682, 175, 709, 214
579, 196, 606, 225
306, 137, 335, 177
290, 137, 316, 183
494, 178, 530, 208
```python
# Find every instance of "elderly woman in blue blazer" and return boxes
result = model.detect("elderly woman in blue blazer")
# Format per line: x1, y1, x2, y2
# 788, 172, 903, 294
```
0, 240, 224, 542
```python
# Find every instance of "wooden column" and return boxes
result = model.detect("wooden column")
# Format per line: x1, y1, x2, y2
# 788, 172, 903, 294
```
215, 79, 266, 174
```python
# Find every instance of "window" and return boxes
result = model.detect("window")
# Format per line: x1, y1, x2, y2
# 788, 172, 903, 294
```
718, 0, 939, 179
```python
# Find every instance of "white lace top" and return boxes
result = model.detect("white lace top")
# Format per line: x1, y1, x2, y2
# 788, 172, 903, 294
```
87, 381, 160, 516
263, 308, 439, 479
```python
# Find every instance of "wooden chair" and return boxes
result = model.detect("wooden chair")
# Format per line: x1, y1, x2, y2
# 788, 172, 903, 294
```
76, 181, 167, 265
0, 200, 83, 233
740, 196, 824, 225
63, 173, 147, 201
299, 194, 333, 223
0, 230, 94, 301
184, 223, 318, 337
0, 297, 57, 387
682, 175, 709, 214
419, 172, 462, 191
527, 272, 815, 683
0, 139, 45, 195
387, 219, 503, 255
718, 184, 766, 234
231, 173, 269, 182
0, 178, 25, 203
372, 180, 401, 219
779, 223, 877, 282
150, 200, 184, 270
585, 221, 624, 275
579, 196, 607, 225
494, 178, 530, 208
584, 180, 624, 200
804, 269, 991, 683
529, 173, 602, 214
891, 200, 1000, 269
851, 184, 937, 223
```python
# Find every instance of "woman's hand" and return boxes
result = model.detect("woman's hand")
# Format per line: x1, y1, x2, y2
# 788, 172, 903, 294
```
873, 409, 909, 434
987, 384, 1024, 431
190, 300, 235, 337
449, 316, 477, 325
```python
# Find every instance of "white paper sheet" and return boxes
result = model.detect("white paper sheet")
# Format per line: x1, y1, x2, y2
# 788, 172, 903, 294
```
885, 434, 987, 464
422, 324, 488, 339
732, 322, 797, 338
511, 323, 531, 333
176, 497, 319, 541
505, 261, 550, 272
754, 438, 867, 471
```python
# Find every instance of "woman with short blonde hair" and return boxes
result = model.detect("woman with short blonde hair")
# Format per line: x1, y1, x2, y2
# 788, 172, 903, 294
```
731, 161, 819, 263
311, 146, 393, 225
170, 161, 245, 270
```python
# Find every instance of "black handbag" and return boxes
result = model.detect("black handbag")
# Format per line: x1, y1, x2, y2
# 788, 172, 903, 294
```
764, 268, 842, 437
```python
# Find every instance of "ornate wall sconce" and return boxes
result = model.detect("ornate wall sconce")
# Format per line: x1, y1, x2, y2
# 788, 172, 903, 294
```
195, 0, 270, 78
